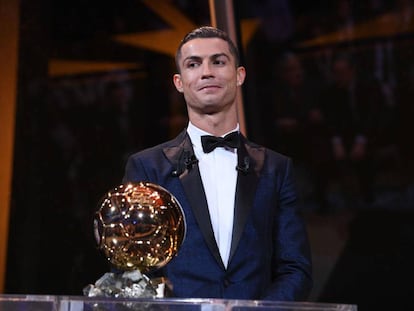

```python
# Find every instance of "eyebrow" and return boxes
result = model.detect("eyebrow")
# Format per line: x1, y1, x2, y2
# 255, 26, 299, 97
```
183, 53, 231, 64
210, 53, 230, 60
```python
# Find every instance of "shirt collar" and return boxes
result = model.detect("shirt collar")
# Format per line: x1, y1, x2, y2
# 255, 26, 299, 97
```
187, 121, 239, 152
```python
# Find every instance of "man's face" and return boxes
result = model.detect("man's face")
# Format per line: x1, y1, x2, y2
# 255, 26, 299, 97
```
173, 38, 245, 115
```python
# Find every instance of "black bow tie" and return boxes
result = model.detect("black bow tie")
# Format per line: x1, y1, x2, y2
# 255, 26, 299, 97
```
201, 131, 240, 153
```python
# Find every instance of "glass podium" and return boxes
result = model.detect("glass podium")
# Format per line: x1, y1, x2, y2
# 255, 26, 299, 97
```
0, 294, 357, 311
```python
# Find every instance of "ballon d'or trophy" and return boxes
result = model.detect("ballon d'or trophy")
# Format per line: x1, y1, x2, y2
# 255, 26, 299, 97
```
83, 182, 186, 298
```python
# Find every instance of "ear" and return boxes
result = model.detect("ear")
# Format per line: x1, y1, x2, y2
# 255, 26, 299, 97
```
173, 74, 184, 93
236, 66, 246, 86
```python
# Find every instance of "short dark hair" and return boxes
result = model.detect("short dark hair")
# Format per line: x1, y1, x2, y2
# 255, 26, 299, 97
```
175, 26, 240, 72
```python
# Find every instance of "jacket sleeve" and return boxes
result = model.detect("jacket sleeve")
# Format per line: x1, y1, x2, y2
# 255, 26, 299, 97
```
263, 158, 313, 301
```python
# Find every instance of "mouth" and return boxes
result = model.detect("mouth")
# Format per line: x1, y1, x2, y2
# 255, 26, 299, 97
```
199, 85, 221, 91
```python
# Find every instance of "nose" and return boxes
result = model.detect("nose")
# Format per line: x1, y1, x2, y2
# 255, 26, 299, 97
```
201, 62, 214, 79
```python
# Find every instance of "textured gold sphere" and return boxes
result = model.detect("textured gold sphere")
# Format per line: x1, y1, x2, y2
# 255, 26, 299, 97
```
94, 182, 186, 273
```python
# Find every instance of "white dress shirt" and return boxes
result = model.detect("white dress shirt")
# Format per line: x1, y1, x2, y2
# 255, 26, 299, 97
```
187, 122, 238, 268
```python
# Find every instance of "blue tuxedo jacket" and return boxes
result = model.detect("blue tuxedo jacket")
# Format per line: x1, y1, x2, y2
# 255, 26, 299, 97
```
123, 130, 312, 301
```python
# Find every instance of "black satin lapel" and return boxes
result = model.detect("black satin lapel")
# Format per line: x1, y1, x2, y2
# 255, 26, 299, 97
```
180, 165, 224, 269
163, 132, 224, 269
163, 130, 190, 175
229, 140, 265, 262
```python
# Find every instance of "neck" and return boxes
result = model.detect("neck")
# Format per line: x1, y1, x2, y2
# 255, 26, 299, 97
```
188, 110, 238, 136
190, 118, 238, 136
188, 119, 239, 137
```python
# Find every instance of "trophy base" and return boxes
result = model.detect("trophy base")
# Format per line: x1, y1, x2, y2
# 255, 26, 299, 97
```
83, 270, 168, 298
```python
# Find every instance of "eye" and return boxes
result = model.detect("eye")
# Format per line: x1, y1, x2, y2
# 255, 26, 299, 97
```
186, 61, 200, 68
213, 58, 226, 66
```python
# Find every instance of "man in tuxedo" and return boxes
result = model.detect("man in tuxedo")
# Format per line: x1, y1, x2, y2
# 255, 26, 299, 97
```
123, 26, 312, 301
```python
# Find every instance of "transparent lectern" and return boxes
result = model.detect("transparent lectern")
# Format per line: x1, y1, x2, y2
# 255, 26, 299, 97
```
0, 294, 357, 311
